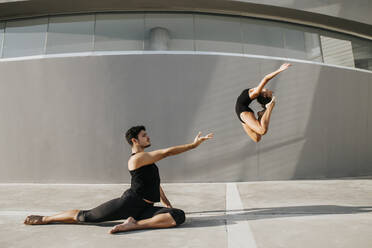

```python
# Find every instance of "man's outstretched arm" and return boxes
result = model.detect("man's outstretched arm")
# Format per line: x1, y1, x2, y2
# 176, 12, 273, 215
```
133, 132, 213, 168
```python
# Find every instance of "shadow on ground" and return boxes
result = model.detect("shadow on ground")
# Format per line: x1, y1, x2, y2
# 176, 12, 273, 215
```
182, 205, 372, 228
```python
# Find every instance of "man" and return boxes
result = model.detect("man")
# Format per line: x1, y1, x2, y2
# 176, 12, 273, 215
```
24, 125, 213, 234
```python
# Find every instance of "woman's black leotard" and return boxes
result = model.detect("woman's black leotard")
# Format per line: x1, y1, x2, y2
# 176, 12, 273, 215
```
76, 153, 185, 225
235, 88, 254, 123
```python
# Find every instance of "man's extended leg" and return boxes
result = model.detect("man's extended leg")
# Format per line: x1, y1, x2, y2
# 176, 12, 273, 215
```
24, 189, 145, 225
24, 210, 80, 225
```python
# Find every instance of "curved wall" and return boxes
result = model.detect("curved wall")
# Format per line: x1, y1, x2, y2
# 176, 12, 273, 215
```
0, 0, 371, 39
0, 53, 371, 183
233, 0, 372, 26
1, 13, 371, 71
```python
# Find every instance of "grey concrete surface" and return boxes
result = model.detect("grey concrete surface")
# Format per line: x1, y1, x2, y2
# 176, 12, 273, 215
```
0, 54, 371, 183
1, 180, 372, 248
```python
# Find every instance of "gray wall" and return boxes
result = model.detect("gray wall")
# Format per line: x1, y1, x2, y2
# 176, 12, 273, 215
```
0, 54, 371, 183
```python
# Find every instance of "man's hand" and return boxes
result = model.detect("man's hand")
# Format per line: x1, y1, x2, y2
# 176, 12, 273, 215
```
279, 63, 291, 71
160, 185, 173, 208
161, 200, 173, 208
193, 132, 214, 148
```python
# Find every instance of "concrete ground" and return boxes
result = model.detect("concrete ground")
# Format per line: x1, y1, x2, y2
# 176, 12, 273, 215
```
1, 179, 372, 248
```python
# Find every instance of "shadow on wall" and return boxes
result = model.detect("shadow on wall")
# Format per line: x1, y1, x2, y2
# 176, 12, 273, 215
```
291, 65, 371, 179
249, 62, 371, 180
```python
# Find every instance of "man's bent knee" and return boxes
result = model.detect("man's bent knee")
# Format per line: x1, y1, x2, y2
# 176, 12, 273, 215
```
169, 209, 185, 226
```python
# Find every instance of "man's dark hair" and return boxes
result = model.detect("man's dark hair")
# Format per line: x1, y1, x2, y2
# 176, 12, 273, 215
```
125, 125, 146, 146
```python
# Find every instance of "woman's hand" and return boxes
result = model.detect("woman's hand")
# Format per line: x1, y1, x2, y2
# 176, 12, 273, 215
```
193, 132, 214, 147
256, 63, 292, 93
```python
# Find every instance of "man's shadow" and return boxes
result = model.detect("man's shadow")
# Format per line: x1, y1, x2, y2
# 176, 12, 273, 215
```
180, 205, 372, 228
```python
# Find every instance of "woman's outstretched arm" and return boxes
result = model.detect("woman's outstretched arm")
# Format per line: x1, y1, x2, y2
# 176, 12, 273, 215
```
249, 63, 291, 99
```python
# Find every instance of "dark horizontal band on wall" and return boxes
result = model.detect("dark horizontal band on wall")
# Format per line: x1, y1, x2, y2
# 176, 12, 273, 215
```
0, 0, 371, 40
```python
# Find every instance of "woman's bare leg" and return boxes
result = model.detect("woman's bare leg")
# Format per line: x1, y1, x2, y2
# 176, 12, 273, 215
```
241, 123, 261, 142
259, 96, 276, 133
24, 209, 80, 225
109, 213, 177, 234
240, 96, 276, 135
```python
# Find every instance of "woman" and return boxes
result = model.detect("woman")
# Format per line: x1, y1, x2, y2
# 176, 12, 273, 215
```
235, 63, 291, 142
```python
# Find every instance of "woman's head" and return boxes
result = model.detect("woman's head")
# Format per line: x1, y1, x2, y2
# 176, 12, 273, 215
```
257, 88, 272, 107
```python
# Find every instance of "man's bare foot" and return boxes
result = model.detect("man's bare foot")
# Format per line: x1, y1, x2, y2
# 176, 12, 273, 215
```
109, 217, 137, 234
24, 215, 48, 225
266, 96, 276, 108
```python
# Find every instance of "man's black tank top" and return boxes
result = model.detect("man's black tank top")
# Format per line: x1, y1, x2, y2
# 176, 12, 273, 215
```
129, 153, 161, 202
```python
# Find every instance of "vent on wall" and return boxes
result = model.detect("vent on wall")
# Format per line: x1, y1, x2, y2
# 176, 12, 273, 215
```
320, 36, 355, 67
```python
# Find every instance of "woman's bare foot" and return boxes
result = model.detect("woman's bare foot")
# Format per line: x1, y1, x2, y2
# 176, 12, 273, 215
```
265, 96, 276, 109
24, 215, 48, 225
109, 217, 137, 234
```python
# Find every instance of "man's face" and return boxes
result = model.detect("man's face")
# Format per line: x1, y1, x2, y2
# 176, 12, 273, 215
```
135, 130, 151, 148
